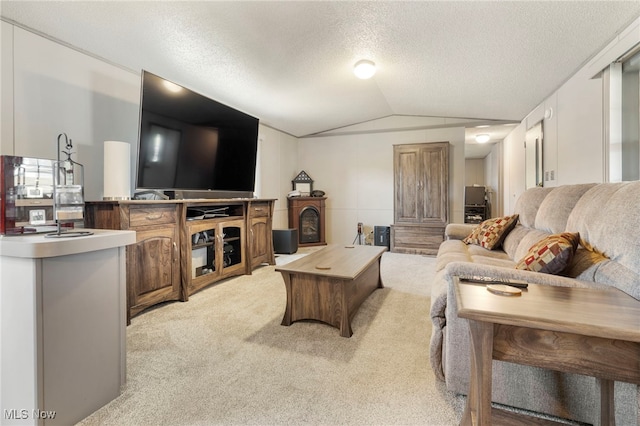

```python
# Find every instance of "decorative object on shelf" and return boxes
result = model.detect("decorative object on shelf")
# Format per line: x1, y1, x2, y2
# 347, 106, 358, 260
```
0, 155, 57, 235
103, 140, 131, 200
291, 170, 314, 196
46, 133, 93, 238
133, 189, 169, 200
311, 189, 325, 197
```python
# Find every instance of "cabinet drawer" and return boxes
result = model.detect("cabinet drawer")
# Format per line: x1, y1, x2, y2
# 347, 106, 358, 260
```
249, 202, 270, 217
128, 205, 177, 227
392, 224, 444, 251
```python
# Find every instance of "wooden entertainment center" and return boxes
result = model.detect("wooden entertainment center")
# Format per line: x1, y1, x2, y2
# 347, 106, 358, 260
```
85, 198, 276, 324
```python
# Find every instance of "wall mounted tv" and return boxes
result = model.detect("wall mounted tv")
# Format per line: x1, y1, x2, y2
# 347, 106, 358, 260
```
136, 70, 259, 199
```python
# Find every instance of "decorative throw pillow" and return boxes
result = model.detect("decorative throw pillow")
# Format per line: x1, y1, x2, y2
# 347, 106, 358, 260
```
515, 232, 580, 275
463, 214, 519, 250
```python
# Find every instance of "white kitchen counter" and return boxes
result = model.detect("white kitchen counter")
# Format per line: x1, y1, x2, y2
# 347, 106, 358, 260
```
0, 229, 135, 425
0, 228, 135, 258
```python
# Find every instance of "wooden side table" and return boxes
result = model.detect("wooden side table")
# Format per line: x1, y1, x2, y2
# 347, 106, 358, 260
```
453, 278, 640, 426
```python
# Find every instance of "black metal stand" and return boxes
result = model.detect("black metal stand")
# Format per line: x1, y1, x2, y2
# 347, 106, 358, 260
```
352, 222, 364, 245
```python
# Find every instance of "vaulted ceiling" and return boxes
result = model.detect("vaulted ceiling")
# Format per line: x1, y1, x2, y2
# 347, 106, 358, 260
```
3, 1, 640, 154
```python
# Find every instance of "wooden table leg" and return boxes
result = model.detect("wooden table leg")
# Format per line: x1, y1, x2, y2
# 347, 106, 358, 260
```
339, 281, 353, 338
280, 272, 293, 326
461, 320, 494, 426
597, 377, 616, 426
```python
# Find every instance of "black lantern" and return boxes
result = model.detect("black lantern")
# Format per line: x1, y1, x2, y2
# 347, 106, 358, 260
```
292, 170, 313, 196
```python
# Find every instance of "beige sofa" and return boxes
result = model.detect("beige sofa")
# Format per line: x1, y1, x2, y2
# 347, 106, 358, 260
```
430, 182, 640, 424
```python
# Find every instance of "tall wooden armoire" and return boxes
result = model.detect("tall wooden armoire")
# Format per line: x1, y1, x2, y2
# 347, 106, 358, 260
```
391, 142, 449, 255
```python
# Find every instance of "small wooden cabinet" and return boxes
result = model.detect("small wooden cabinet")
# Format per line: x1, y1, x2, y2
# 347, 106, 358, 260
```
85, 198, 275, 322
128, 225, 181, 316
181, 203, 247, 297
287, 196, 327, 247
464, 204, 488, 223
85, 202, 182, 324
248, 201, 275, 268
391, 142, 449, 255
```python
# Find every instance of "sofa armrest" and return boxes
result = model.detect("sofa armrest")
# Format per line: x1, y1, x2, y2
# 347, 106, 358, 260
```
429, 270, 449, 381
445, 223, 476, 240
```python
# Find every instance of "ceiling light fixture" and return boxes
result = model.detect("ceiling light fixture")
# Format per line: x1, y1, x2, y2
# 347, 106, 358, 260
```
353, 60, 376, 79
475, 134, 490, 143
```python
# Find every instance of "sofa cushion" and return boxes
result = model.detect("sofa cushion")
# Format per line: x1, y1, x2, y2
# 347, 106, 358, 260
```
594, 261, 640, 300
534, 184, 597, 233
466, 243, 512, 259
463, 214, 518, 250
516, 232, 580, 275
502, 224, 529, 260
512, 229, 551, 262
445, 223, 477, 241
435, 240, 473, 272
565, 248, 608, 280
513, 187, 554, 228
566, 181, 640, 281
470, 255, 515, 269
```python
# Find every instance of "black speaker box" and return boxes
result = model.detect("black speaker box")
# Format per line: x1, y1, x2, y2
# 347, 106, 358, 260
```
374, 226, 390, 248
273, 229, 298, 254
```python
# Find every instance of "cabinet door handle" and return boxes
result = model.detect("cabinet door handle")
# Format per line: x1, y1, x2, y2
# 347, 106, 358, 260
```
146, 213, 163, 221
173, 242, 178, 261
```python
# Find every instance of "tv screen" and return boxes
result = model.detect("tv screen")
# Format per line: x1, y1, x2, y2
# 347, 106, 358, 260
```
136, 71, 259, 196
465, 186, 486, 205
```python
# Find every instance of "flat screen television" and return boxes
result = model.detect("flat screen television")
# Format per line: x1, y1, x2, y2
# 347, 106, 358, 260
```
465, 186, 486, 206
136, 70, 259, 199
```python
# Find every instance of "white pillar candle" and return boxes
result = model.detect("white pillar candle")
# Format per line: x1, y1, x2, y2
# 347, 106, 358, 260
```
103, 141, 131, 200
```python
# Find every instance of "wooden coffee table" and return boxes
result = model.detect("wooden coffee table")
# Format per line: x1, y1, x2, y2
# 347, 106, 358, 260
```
454, 277, 640, 425
276, 244, 387, 337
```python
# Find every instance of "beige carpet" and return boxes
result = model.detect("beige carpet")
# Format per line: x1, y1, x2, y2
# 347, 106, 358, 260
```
78, 250, 465, 425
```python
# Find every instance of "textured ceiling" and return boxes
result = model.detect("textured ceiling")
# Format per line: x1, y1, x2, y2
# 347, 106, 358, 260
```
2, 1, 640, 145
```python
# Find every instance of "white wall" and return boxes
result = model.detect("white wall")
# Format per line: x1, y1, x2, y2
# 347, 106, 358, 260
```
1, 22, 14, 154
503, 123, 526, 214
484, 142, 502, 217
3, 25, 140, 201
554, 67, 606, 185
298, 125, 465, 245
465, 159, 485, 186
504, 63, 605, 213
502, 16, 640, 197
1, 23, 292, 206
255, 126, 298, 229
